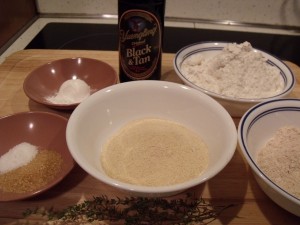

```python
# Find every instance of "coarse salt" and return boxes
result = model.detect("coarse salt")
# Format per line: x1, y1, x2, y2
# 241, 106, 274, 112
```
180, 42, 284, 99
0, 142, 38, 174
46, 78, 91, 104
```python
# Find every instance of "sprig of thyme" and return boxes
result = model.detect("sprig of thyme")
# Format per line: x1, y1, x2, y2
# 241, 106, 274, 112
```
24, 194, 234, 224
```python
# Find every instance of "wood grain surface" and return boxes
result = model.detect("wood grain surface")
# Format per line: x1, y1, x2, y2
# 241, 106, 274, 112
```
0, 49, 299, 224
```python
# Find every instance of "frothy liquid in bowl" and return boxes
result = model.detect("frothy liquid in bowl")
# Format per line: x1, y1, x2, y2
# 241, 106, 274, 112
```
100, 118, 209, 186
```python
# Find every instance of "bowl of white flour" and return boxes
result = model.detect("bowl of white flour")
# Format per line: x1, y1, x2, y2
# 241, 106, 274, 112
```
238, 99, 300, 216
174, 42, 295, 117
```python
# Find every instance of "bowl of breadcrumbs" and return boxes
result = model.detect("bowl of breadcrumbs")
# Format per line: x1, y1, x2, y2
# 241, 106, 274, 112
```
238, 98, 300, 216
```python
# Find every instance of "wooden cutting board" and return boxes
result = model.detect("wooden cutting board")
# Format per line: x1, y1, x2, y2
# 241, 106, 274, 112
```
0, 49, 299, 225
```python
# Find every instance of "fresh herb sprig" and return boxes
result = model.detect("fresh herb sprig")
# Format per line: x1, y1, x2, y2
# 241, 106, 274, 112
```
24, 194, 234, 224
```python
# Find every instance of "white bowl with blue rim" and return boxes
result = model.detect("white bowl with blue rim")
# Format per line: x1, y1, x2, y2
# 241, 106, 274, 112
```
173, 42, 295, 117
238, 99, 300, 216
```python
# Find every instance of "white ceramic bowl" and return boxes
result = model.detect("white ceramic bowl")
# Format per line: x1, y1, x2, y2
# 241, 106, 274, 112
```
67, 80, 237, 197
238, 99, 300, 216
174, 42, 295, 117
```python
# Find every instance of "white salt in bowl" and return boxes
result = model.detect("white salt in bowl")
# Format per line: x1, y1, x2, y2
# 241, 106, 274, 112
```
174, 42, 295, 117
238, 99, 300, 216
67, 80, 237, 197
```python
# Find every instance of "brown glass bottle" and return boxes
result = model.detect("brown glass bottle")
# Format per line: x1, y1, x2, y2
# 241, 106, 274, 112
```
118, 0, 165, 82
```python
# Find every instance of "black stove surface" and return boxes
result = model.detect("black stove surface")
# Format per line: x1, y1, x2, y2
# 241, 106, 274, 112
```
26, 22, 300, 65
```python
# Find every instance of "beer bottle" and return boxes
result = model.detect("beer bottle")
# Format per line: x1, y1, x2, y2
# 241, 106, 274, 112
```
118, 0, 165, 82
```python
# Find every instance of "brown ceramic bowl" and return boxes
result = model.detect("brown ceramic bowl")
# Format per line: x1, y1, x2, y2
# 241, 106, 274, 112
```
0, 111, 74, 201
23, 57, 118, 110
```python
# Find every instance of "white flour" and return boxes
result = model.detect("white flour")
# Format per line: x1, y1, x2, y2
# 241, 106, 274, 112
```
257, 126, 300, 199
180, 42, 284, 99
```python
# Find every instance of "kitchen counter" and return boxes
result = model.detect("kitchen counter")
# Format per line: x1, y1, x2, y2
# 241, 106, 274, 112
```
0, 49, 299, 224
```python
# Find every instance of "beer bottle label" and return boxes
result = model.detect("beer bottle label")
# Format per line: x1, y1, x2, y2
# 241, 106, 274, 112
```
119, 9, 161, 80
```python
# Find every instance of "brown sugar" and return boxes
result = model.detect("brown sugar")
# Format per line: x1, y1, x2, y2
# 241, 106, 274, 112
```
0, 150, 63, 193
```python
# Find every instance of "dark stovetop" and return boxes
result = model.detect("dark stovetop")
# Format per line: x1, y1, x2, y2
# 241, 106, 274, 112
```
26, 22, 300, 65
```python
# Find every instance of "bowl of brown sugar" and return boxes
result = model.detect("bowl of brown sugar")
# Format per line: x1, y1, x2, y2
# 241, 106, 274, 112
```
66, 80, 237, 197
0, 111, 74, 201
238, 99, 300, 216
